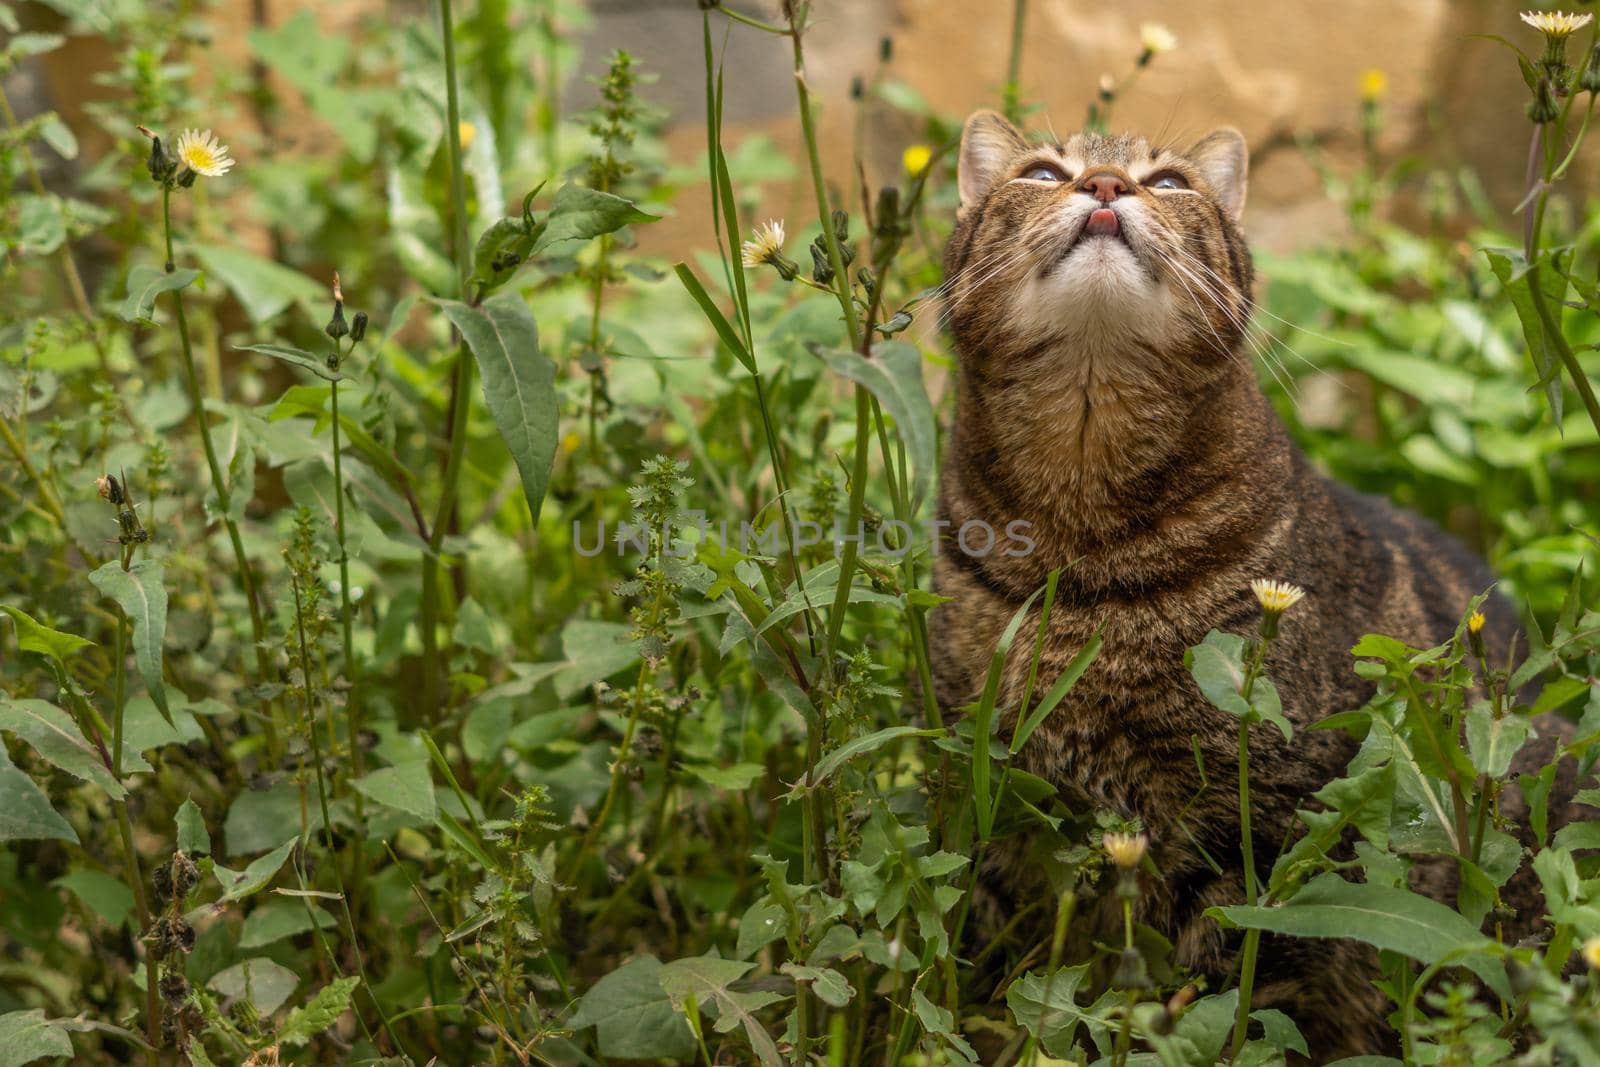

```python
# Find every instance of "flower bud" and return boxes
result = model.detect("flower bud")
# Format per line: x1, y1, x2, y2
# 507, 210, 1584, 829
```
350, 310, 369, 342
177, 167, 198, 189
159, 970, 190, 1003
1581, 44, 1600, 94
1111, 946, 1151, 990
138, 126, 175, 185
325, 300, 349, 340
1528, 76, 1560, 123
810, 243, 834, 284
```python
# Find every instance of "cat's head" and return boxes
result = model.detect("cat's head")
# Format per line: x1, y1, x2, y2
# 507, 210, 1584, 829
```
944, 110, 1253, 379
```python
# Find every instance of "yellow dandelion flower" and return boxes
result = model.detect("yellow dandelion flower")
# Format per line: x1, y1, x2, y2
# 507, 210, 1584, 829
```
1103, 831, 1148, 870
174, 129, 234, 178
1584, 935, 1600, 970
458, 120, 477, 151
902, 144, 932, 177
1360, 69, 1388, 102
1250, 579, 1306, 616
1468, 610, 1486, 635
741, 219, 786, 269
1520, 10, 1593, 38
1139, 22, 1178, 56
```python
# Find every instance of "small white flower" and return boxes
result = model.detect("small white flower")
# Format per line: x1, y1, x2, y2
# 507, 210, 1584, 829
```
1103, 831, 1149, 870
174, 128, 234, 178
1250, 579, 1306, 616
1139, 22, 1178, 56
741, 219, 786, 268
1520, 10, 1593, 38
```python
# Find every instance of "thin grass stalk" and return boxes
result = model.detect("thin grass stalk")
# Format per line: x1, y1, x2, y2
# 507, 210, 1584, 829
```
160, 186, 277, 755
420, 0, 477, 717
1002, 0, 1028, 124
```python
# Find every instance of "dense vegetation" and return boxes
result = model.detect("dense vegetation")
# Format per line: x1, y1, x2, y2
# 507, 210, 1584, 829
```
3, 2, 1600, 1064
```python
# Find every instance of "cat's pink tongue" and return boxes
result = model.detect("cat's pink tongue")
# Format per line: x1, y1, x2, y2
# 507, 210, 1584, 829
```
1086, 208, 1120, 236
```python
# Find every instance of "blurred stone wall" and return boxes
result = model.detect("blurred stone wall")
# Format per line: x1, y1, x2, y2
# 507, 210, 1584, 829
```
18, 0, 1594, 257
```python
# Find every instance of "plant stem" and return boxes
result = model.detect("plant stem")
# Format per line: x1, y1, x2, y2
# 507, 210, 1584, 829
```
1002, 0, 1028, 123
330, 374, 362, 776
0, 415, 69, 531
420, 0, 477, 720
161, 186, 276, 753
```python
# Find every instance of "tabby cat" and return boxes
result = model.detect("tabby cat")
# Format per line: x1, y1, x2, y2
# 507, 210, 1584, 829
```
930, 110, 1585, 1060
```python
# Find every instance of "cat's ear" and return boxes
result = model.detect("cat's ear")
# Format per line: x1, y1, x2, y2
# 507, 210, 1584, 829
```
958, 110, 1027, 209
1188, 128, 1248, 220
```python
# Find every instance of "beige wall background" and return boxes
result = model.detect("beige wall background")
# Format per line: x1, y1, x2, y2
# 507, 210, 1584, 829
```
18, 0, 1591, 258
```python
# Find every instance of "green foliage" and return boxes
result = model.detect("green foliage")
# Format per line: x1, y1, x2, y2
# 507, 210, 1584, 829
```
3, 4, 1600, 1067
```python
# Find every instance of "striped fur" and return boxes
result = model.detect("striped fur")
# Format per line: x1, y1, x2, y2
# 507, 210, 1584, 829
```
932, 112, 1587, 1061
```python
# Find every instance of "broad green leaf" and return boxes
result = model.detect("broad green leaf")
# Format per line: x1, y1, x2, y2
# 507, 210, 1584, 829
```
567, 955, 695, 1060
278, 976, 360, 1046
1185, 630, 1251, 717
1252, 1008, 1309, 1056
120, 266, 199, 324
1464, 703, 1532, 779
240, 898, 335, 948
1006, 964, 1092, 1057
1212, 873, 1505, 997
235, 343, 346, 382
780, 963, 853, 1007
659, 956, 785, 1067
54, 869, 134, 926
0, 605, 94, 664
0, 699, 121, 798
530, 183, 658, 255
821, 341, 937, 510
175, 797, 210, 855
352, 761, 437, 821
194, 245, 324, 323
1484, 247, 1567, 424
0, 1009, 73, 1067
88, 560, 171, 725
736, 899, 788, 960
215, 838, 297, 902
0, 746, 76, 844
207, 958, 299, 1016
687, 762, 766, 790
225, 782, 315, 856
435, 295, 558, 522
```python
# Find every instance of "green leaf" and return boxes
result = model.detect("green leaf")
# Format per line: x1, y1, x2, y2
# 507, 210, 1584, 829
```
736, 899, 788, 960
214, 838, 297, 902
194, 245, 324, 323
0, 746, 76, 844
352, 761, 437, 821
0, 1009, 73, 1067
1186, 630, 1252, 717
1464, 704, 1532, 779
1252, 1008, 1309, 1056
175, 797, 211, 856
435, 295, 559, 522
794, 726, 939, 795
278, 976, 360, 1046
207, 957, 299, 1016
659, 956, 784, 1066
225, 782, 315, 857
674, 263, 755, 373
235, 343, 346, 382
821, 341, 937, 510
1212, 873, 1505, 997
1013, 631, 1102, 752
1483, 247, 1568, 424
119, 266, 199, 325
88, 560, 172, 726
240, 898, 335, 949
0, 605, 94, 664
567, 956, 695, 1060
687, 762, 766, 790
54, 869, 134, 926
1006, 964, 1092, 1057
0, 698, 121, 798
530, 183, 658, 255
780, 963, 853, 1008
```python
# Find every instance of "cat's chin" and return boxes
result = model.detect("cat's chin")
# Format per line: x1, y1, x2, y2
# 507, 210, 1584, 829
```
1018, 240, 1170, 335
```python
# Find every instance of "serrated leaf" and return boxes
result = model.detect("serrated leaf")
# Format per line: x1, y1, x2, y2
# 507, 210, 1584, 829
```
530, 183, 658, 255
1006, 964, 1091, 1056
659, 956, 783, 1066
120, 266, 199, 324
793, 726, 939, 796
175, 797, 210, 855
0, 698, 121, 798
278, 976, 360, 1046
236, 343, 346, 382
88, 560, 171, 725
0, 605, 94, 664
821, 341, 937, 510
208, 958, 299, 1016
215, 838, 297, 902
435, 295, 558, 522
1465, 704, 1532, 779
736, 899, 788, 960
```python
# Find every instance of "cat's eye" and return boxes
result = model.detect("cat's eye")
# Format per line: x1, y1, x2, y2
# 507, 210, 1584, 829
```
1148, 171, 1189, 191
1020, 164, 1066, 183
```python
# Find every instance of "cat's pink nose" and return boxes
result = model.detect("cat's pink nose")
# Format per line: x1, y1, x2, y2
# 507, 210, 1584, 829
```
1079, 172, 1129, 202
1086, 207, 1120, 236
